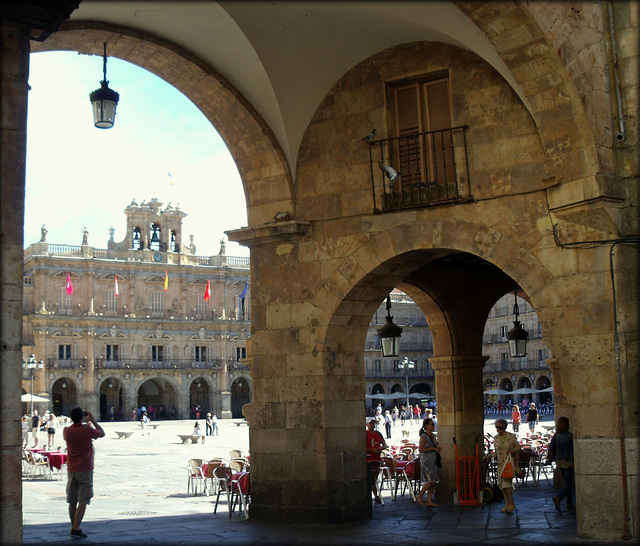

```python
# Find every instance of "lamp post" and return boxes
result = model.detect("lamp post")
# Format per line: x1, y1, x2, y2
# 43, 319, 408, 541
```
398, 356, 415, 413
23, 353, 44, 415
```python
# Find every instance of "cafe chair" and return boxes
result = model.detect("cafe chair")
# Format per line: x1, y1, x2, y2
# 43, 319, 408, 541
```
229, 472, 250, 519
395, 458, 419, 501
377, 457, 398, 501
26, 450, 52, 480
229, 457, 250, 472
229, 449, 243, 459
186, 458, 205, 495
213, 466, 234, 514
203, 459, 224, 496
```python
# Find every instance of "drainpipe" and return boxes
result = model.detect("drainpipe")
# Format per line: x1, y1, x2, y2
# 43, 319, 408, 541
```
607, 1, 626, 143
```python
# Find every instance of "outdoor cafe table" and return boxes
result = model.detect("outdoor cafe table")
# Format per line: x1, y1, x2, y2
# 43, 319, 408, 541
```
41, 451, 68, 470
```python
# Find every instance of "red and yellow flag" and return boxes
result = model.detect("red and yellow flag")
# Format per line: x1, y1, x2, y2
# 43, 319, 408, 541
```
164, 270, 168, 292
204, 280, 211, 302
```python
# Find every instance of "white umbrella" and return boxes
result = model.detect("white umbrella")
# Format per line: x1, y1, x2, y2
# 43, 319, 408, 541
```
538, 386, 554, 393
408, 393, 432, 400
483, 388, 510, 395
21, 394, 49, 403
511, 387, 536, 395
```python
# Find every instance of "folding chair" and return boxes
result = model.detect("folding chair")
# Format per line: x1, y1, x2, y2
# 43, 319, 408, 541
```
229, 472, 250, 519
394, 458, 418, 501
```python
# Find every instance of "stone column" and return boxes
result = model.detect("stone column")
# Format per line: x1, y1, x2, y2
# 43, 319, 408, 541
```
0, 19, 31, 546
219, 390, 232, 419
430, 355, 488, 504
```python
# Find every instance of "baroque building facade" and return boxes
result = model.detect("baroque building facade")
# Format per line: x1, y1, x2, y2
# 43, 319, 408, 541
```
21, 199, 251, 421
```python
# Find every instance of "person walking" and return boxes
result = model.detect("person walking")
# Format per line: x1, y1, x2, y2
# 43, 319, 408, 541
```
511, 405, 521, 435
384, 410, 392, 439
21, 415, 30, 448
45, 412, 57, 449
211, 412, 219, 436
141, 412, 149, 435
31, 409, 41, 448
526, 402, 539, 434
416, 418, 441, 506
63, 408, 105, 539
205, 413, 213, 436
548, 416, 574, 512
484, 418, 521, 513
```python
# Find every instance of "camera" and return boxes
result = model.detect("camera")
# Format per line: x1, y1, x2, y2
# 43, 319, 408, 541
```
83, 411, 88, 417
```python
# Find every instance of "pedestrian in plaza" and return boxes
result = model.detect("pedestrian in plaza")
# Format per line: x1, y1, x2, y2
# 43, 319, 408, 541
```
109, 406, 115, 421
141, 412, 149, 435
526, 402, 539, 434
400, 406, 406, 425
374, 410, 383, 432
211, 412, 219, 436
366, 417, 387, 504
63, 407, 105, 539
392, 406, 399, 427
384, 410, 392, 439
21, 415, 30, 448
31, 409, 41, 448
548, 416, 574, 512
193, 421, 203, 442
205, 413, 213, 436
413, 404, 421, 422
45, 412, 57, 449
416, 417, 441, 507
511, 405, 521, 435
484, 418, 521, 513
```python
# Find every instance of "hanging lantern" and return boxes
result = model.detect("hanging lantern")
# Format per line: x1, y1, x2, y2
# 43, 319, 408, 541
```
507, 291, 529, 357
90, 42, 119, 129
377, 294, 402, 357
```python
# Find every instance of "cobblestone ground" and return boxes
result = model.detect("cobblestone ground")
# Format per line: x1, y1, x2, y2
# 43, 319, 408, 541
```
21, 415, 616, 545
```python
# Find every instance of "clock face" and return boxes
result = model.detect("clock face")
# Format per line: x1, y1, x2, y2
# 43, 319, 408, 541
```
153, 252, 162, 262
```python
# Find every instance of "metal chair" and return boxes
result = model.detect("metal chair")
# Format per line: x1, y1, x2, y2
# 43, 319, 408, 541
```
229, 472, 250, 519
394, 458, 419, 501
213, 466, 234, 514
26, 450, 52, 480
186, 458, 204, 495
229, 457, 250, 472
377, 457, 397, 501
203, 459, 224, 496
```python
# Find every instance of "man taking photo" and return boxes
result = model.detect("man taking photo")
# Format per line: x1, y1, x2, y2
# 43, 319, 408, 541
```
63, 408, 105, 539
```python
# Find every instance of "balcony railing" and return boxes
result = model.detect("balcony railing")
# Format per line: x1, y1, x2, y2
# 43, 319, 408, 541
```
47, 358, 87, 369
368, 125, 471, 213
94, 358, 225, 370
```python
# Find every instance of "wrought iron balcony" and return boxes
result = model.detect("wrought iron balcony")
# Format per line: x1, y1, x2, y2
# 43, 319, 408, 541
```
94, 358, 225, 370
368, 126, 471, 213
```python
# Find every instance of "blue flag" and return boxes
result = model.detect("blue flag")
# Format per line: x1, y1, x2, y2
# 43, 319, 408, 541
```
240, 282, 248, 299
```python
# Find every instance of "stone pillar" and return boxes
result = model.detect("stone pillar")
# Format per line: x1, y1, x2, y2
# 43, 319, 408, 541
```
430, 355, 488, 504
0, 19, 31, 546
220, 390, 232, 419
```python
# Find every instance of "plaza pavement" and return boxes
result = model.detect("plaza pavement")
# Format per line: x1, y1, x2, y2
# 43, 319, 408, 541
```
21, 414, 617, 545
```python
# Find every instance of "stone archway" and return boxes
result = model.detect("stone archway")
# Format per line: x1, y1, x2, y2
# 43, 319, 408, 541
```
30, 22, 294, 228
97, 377, 124, 421
51, 377, 79, 417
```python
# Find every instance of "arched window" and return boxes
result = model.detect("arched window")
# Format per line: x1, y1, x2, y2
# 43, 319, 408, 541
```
150, 223, 161, 251
132, 227, 142, 250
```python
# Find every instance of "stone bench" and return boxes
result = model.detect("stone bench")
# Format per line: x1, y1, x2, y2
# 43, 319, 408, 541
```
177, 434, 205, 444
139, 423, 160, 429
115, 431, 134, 439
235, 420, 248, 426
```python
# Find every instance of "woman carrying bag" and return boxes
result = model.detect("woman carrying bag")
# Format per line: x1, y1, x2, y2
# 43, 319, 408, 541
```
484, 418, 521, 513
416, 417, 441, 507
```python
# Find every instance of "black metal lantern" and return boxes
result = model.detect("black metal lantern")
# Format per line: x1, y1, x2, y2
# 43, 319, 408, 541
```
377, 294, 402, 357
90, 43, 119, 129
507, 291, 529, 357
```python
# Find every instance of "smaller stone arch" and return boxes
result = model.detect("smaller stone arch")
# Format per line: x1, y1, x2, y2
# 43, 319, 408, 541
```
230, 375, 251, 418
50, 376, 81, 417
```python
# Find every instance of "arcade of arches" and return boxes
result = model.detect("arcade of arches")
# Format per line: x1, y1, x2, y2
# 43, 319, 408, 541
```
2, 2, 637, 543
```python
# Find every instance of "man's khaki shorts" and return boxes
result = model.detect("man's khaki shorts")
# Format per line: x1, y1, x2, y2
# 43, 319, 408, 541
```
66, 471, 93, 505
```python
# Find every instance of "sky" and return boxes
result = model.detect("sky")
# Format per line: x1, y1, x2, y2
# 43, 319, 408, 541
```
25, 51, 249, 257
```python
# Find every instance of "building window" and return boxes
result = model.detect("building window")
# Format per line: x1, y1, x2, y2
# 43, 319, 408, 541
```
537, 349, 546, 362
236, 347, 246, 361
391, 77, 454, 190
151, 345, 164, 362
375, 359, 382, 373
500, 325, 507, 339
151, 292, 164, 313
58, 286, 73, 313
58, 345, 72, 360
170, 230, 178, 252
106, 344, 119, 361
105, 290, 116, 312
501, 352, 508, 364
194, 294, 207, 314
195, 346, 207, 362
393, 360, 401, 372
373, 334, 381, 348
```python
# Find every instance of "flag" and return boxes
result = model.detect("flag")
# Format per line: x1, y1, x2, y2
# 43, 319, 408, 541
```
204, 280, 211, 302
168, 172, 174, 185
164, 270, 168, 292
66, 273, 73, 295
240, 282, 248, 299
114, 274, 119, 297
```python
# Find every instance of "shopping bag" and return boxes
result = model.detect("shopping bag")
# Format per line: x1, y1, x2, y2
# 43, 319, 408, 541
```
500, 454, 515, 479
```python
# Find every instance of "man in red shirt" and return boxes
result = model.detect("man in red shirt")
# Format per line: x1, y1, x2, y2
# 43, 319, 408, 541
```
63, 407, 105, 539
366, 417, 387, 504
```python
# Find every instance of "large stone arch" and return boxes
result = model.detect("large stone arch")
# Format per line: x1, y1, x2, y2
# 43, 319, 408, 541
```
30, 22, 294, 228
